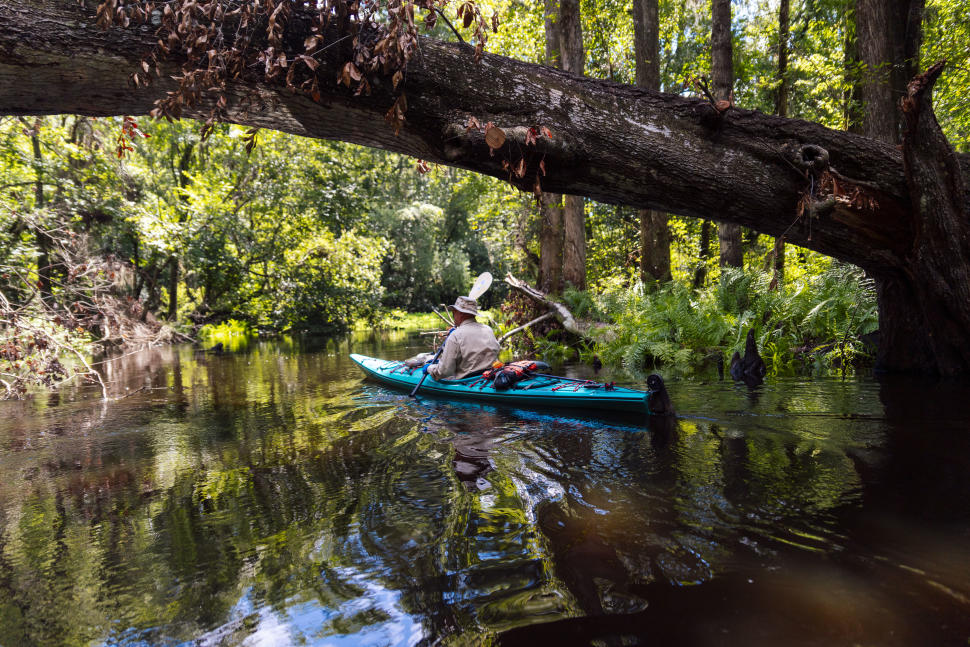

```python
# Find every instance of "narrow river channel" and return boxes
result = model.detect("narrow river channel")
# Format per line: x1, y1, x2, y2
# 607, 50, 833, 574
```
0, 332, 968, 646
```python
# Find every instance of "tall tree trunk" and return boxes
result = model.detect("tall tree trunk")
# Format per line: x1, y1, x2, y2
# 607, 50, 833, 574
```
167, 141, 195, 320
562, 194, 585, 289
633, 0, 671, 284
776, 0, 790, 121
880, 62, 970, 374
167, 257, 178, 321
857, 0, 945, 373
856, 0, 896, 142
843, 4, 865, 134
538, 194, 564, 293
27, 120, 53, 302
712, 0, 743, 269
693, 220, 713, 288
4, 1, 970, 374
772, 0, 790, 287
537, 0, 564, 293
856, 0, 924, 144
559, 0, 587, 290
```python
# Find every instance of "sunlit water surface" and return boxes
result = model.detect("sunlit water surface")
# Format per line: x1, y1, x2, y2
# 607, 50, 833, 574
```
0, 333, 968, 646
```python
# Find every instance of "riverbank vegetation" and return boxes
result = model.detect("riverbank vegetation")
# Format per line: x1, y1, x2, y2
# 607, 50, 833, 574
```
519, 264, 879, 377
1, 0, 968, 396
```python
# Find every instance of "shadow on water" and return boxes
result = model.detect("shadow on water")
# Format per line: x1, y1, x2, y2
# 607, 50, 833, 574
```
0, 336, 967, 646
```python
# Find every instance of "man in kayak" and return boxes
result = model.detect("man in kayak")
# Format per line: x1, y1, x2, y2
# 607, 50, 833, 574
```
426, 295, 501, 380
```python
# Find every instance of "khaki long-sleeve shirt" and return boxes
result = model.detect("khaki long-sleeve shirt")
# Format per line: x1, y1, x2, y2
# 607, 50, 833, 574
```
428, 320, 501, 380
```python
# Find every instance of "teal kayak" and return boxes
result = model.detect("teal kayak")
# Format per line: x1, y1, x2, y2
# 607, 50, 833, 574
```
350, 353, 652, 415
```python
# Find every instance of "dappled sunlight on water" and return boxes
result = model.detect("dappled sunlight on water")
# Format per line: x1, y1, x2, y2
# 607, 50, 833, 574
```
0, 335, 968, 645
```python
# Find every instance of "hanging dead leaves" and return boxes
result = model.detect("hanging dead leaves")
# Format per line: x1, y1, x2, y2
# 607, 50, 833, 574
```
385, 94, 408, 135
91, 0, 498, 150
115, 116, 150, 158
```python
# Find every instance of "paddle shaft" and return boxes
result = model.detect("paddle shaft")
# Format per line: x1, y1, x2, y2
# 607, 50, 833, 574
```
410, 332, 451, 397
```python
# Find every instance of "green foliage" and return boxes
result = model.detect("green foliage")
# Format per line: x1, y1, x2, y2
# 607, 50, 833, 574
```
199, 319, 254, 352
923, 0, 970, 151
0, 117, 523, 341
560, 286, 600, 319
276, 229, 386, 333
593, 264, 878, 376
362, 310, 443, 331
379, 203, 473, 311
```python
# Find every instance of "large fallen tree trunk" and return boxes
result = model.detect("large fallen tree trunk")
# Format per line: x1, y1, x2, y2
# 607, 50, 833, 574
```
1, 1, 969, 374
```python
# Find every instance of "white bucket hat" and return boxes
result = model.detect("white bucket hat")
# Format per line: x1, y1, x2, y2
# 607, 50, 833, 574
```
448, 295, 479, 316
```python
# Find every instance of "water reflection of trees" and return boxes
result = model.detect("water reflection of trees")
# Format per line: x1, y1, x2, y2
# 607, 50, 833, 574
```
0, 349, 968, 645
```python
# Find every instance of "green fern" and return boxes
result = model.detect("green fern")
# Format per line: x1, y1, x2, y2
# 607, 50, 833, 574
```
589, 263, 878, 376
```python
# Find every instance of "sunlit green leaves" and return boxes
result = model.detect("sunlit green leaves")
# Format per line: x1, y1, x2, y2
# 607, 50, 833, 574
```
923, 0, 970, 150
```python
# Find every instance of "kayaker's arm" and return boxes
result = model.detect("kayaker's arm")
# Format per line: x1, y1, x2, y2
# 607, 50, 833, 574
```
428, 333, 460, 380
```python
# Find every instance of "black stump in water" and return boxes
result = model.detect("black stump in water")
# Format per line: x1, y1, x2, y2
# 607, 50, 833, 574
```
729, 329, 767, 387
646, 374, 674, 416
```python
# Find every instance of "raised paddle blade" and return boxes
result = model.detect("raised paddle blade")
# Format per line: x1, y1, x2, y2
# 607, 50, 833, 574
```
468, 272, 493, 300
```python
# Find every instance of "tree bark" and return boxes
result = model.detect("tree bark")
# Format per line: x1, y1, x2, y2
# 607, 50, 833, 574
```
856, 0, 895, 142
856, 0, 924, 144
772, 0, 790, 286
2, 1, 970, 374
559, 0, 587, 290
712, 0, 743, 269
537, 0, 563, 293
693, 220, 713, 289
538, 193, 563, 293
882, 62, 970, 374
167, 256, 178, 321
561, 194, 586, 289
168, 140, 194, 321
505, 274, 595, 339
28, 121, 53, 302
776, 0, 790, 122
640, 210, 672, 283
633, 0, 671, 284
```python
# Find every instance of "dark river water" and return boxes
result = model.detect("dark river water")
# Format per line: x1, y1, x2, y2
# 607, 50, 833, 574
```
1, 332, 968, 646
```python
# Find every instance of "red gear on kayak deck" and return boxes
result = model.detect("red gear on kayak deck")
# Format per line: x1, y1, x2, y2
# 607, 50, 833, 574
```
488, 360, 540, 390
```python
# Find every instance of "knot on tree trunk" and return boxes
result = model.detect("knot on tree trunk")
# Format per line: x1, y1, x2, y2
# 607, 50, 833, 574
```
793, 144, 829, 174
